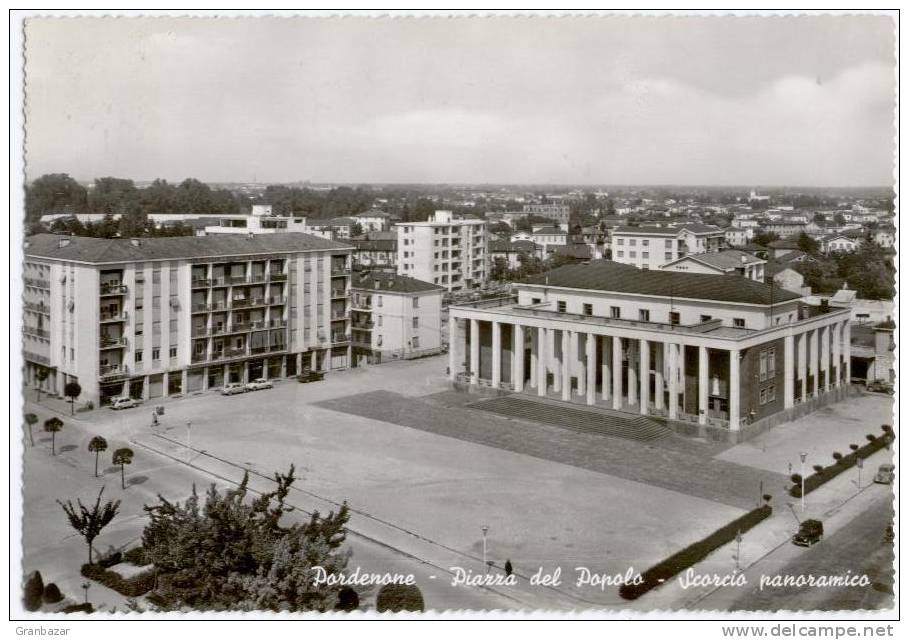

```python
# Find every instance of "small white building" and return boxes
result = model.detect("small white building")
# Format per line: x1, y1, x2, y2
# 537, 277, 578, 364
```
353, 209, 392, 233
530, 226, 568, 256
611, 224, 724, 270
350, 270, 445, 365
819, 234, 859, 254
725, 227, 755, 247
660, 250, 766, 282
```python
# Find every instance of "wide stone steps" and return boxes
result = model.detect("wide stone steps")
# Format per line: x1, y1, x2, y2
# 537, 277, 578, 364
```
468, 395, 672, 443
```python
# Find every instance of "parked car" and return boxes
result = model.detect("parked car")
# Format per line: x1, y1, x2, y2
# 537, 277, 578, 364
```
110, 396, 138, 410
245, 378, 273, 391
296, 370, 325, 384
867, 380, 894, 395
874, 463, 895, 485
220, 383, 247, 396
792, 519, 824, 547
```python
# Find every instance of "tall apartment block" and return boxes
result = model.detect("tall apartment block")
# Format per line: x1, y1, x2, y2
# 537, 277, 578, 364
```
395, 210, 488, 293
22, 233, 352, 405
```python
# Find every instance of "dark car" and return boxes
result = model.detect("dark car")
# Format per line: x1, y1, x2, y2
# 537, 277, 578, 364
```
296, 370, 325, 383
792, 519, 824, 547
867, 380, 894, 395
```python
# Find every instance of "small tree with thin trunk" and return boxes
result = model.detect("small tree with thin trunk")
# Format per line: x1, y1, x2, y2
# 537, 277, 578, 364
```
58, 487, 121, 565
64, 381, 82, 416
35, 367, 48, 402
43, 417, 63, 455
24, 413, 37, 447
88, 436, 108, 477
112, 448, 134, 489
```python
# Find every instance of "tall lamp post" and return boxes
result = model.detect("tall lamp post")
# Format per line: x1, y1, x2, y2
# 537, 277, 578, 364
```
481, 525, 489, 574
856, 457, 864, 490
186, 421, 192, 461
799, 451, 807, 511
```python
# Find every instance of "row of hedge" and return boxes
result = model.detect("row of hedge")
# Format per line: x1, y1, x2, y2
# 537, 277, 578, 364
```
81, 563, 156, 597
619, 504, 772, 600
789, 427, 893, 498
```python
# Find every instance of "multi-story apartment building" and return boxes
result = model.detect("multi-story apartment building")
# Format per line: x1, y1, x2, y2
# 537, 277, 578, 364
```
350, 269, 444, 365
352, 209, 392, 233
395, 210, 487, 293
448, 260, 851, 441
522, 203, 570, 224
23, 233, 352, 406
351, 238, 397, 270
531, 226, 568, 257
611, 224, 725, 270
725, 227, 755, 247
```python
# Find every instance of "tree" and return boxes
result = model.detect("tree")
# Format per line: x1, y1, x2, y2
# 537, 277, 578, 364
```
43, 417, 63, 455
25, 173, 88, 223
88, 436, 108, 478
35, 367, 48, 402
490, 256, 509, 282
112, 448, 134, 489
64, 381, 82, 416
141, 466, 352, 611
23, 570, 44, 612
24, 413, 37, 447
751, 231, 780, 247
349, 222, 364, 238
58, 487, 121, 565
796, 232, 819, 256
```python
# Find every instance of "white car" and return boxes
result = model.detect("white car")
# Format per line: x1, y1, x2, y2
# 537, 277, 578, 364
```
110, 396, 138, 410
245, 378, 274, 391
220, 383, 247, 396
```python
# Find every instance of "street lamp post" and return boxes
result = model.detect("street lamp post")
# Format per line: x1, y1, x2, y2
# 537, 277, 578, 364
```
481, 525, 489, 574
799, 452, 807, 511
733, 530, 743, 573
856, 457, 864, 490
186, 421, 192, 460
81, 582, 90, 604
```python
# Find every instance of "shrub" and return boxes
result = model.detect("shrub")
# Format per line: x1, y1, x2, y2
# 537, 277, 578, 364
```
849, 444, 859, 452
42, 583, 63, 604
23, 570, 44, 611
762, 494, 772, 503
62, 603, 94, 614
98, 551, 122, 569
335, 587, 360, 612
80, 563, 155, 597
505, 559, 514, 576
376, 583, 425, 613
123, 546, 150, 566
790, 473, 802, 484
832, 452, 843, 462
812, 465, 824, 473
790, 434, 891, 498
619, 505, 772, 601
866, 434, 877, 442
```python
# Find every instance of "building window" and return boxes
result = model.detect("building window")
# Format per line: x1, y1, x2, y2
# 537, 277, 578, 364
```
152, 348, 160, 361
610, 306, 620, 319
135, 323, 144, 336
669, 311, 680, 325
412, 317, 419, 329
136, 298, 144, 311
700, 315, 712, 322
377, 296, 383, 307
531, 297, 541, 305
412, 336, 420, 348
665, 252, 672, 261
135, 350, 143, 363
629, 239, 637, 247
377, 316, 383, 327
629, 251, 636, 258
377, 335, 383, 347
733, 318, 746, 328
557, 301, 567, 313
760, 385, 776, 405
412, 297, 419, 308
616, 238, 624, 245
665, 239, 672, 248
616, 251, 624, 258
583, 303, 593, 316
642, 252, 649, 259
642, 239, 649, 247
639, 309, 650, 322
169, 346, 177, 358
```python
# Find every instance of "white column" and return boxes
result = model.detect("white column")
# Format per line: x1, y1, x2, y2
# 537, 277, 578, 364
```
491, 321, 502, 388
668, 343, 678, 420
529, 328, 538, 388
698, 346, 709, 425
612, 337, 623, 410
537, 327, 548, 397
729, 350, 740, 431
810, 329, 819, 397
469, 318, 480, 384
797, 332, 807, 401
585, 333, 596, 405
784, 334, 795, 409
832, 323, 841, 387
822, 325, 832, 392
678, 343, 686, 410
573, 331, 584, 396
513, 324, 524, 393
448, 317, 458, 381
601, 335, 611, 401
551, 329, 561, 393
639, 339, 650, 415
162, 372, 170, 398
843, 321, 852, 382
561, 329, 571, 401
627, 340, 637, 406
654, 343, 664, 411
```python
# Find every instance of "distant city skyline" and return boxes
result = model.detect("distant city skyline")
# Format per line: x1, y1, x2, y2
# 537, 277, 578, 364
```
25, 16, 896, 187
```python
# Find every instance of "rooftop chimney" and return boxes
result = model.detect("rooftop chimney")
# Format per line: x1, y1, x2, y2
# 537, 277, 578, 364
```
130, 238, 141, 247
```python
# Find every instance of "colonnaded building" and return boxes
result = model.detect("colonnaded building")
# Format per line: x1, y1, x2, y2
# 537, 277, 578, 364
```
448, 260, 853, 441
22, 233, 353, 405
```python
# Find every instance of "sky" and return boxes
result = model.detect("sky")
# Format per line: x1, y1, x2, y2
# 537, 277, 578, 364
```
24, 16, 896, 187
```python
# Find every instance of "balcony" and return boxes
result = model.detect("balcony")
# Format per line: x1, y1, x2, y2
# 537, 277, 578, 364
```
331, 267, 348, 277
248, 273, 268, 285
191, 278, 212, 288
100, 336, 128, 349
226, 323, 252, 333
24, 277, 51, 289
351, 298, 372, 310
267, 296, 286, 306
100, 311, 128, 322
331, 289, 347, 299
192, 302, 211, 313
229, 275, 249, 285
209, 347, 248, 362
331, 310, 348, 321
268, 272, 287, 282
210, 277, 229, 287
331, 332, 350, 345
99, 365, 129, 381
100, 283, 127, 296
353, 320, 374, 330
191, 327, 211, 338
24, 326, 50, 339
268, 320, 287, 329
231, 298, 253, 309
24, 301, 50, 314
